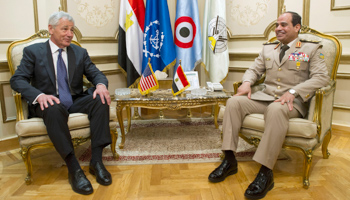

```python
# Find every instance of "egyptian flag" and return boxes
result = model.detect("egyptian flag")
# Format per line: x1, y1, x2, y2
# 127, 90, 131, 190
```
172, 64, 190, 96
118, 0, 145, 88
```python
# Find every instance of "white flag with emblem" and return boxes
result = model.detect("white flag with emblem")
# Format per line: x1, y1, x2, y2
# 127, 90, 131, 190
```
202, 0, 229, 84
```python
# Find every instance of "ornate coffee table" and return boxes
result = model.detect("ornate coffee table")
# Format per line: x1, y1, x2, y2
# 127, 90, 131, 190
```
114, 89, 231, 149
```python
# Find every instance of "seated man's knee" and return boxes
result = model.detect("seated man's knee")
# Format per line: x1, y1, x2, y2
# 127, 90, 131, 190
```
43, 102, 69, 116
92, 95, 109, 108
265, 102, 288, 115
226, 96, 248, 110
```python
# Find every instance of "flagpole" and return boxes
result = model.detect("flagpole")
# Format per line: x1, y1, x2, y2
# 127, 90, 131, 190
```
145, 58, 152, 98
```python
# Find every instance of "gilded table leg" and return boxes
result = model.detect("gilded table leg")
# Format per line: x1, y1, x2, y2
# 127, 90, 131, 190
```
116, 104, 126, 149
127, 106, 131, 133
132, 107, 141, 119
110, 128, 119, 159
187, 108, 192, 118
159, 109, 165, 119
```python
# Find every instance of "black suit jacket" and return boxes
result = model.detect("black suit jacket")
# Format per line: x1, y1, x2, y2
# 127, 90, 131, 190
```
10, 40, 108, 105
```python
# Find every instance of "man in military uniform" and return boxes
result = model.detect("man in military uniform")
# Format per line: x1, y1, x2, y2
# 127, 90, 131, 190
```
208, 11, 329, 199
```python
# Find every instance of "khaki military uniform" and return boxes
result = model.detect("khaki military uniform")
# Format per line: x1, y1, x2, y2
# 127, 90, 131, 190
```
222, 37, 329, 169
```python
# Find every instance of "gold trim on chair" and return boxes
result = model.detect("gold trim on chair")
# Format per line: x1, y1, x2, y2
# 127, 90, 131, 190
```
233, 25, 342, 189
7, 30, 119, 184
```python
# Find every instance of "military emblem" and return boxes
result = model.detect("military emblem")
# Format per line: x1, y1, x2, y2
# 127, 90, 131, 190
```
175, 16, 196, 48
125, 11, 134, 32
320, 53, 324, 59
207, 15, 227, 54
143, 20, 164, 58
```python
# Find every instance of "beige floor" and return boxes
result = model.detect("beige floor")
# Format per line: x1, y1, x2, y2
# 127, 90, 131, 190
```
1, 108, 350, 199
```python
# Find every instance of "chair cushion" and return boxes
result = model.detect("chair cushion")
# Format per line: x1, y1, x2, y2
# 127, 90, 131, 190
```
16, 107, 117, 137
242, 114, 317, 138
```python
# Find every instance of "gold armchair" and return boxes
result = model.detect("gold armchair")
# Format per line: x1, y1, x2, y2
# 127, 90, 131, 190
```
6, 30, 119, 184
228, 26, 341, 188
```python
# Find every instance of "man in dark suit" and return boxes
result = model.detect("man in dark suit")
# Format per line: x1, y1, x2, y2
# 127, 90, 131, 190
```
10, 11, 112, 195
208, 12, 329, 199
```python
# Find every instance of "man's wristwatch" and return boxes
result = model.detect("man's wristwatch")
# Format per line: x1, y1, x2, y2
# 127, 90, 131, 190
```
288, 89, 298, 97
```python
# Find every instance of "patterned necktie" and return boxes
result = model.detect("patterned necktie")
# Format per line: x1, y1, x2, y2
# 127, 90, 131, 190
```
279, 45, 290, 62
57, 49, 73, 109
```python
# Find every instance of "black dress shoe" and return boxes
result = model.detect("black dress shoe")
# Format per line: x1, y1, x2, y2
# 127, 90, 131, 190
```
244, 170, 274, 199
89, 162, 112, 185
68, 169, 93, 195
208, 159, 238, 183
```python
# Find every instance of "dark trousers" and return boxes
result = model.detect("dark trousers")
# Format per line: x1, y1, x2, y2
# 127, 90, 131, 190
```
31, 94, 111, 159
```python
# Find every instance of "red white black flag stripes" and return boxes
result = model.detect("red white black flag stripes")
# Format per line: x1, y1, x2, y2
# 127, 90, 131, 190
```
118, 0, 145, 88
172, 64, 190, 96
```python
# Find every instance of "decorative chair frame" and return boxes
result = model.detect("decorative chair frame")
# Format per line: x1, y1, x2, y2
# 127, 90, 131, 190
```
7, 30, 119, 184
233, 25, 342, 188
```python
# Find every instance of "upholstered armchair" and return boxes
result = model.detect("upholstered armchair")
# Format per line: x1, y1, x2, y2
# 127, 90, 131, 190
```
220, 26, 341, 188
6, 30, 119, 184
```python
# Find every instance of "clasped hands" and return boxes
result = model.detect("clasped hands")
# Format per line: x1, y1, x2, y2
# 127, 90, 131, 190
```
235, 81, 295, 111
37, 84, 111, 111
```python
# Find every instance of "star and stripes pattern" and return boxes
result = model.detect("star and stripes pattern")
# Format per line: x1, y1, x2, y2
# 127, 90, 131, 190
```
138, 60, 159, 95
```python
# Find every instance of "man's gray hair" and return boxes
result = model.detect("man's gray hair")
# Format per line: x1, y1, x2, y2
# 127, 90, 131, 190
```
48, 11, 74, 28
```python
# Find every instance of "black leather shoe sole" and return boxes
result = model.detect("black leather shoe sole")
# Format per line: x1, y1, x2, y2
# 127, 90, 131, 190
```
244, 182, 274, 199
208, 167, 238, 183
89, 167, 112, 186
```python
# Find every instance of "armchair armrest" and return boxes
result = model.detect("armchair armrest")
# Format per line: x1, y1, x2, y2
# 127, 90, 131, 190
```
233, 74, 266, 94
233, 81, 242, 95
312, 81, 336, 142
13, 93, 25, 121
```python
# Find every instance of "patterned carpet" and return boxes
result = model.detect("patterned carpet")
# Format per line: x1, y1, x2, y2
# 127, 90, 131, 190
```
78, 118, 257, 165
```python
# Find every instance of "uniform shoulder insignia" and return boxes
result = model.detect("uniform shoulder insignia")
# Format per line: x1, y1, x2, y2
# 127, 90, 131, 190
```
300, 39, 320, 43
263, 41, 280, 45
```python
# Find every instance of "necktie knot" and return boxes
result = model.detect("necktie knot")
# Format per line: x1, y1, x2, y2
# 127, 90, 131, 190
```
281, 45, 289, 51
58, 48, 63, 55
279, 45, 290, 62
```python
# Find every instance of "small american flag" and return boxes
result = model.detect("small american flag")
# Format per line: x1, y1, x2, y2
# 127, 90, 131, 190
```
138, 61, 159, 95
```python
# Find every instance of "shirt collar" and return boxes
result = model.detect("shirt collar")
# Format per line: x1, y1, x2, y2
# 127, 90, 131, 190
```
284, 38, 298, 48
49, 39, 67, 53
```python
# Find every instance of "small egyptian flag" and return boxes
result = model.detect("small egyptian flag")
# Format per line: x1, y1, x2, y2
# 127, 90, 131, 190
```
172, 62, 190, 96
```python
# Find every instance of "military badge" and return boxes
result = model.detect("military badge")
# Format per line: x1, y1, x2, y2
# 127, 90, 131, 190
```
274, 43, 281, 49
289, 52, 309, 62
320, 53, 325, 59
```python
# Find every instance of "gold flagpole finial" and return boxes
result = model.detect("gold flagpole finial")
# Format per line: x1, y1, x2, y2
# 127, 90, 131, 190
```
179, 59, 182, 65
148, 57, 151, 64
